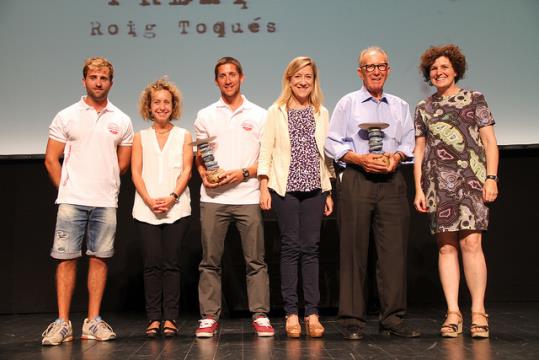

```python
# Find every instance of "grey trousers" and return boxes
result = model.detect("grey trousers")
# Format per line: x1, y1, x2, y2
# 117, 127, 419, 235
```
337, 166, 410, 328
198, 202, 270, 319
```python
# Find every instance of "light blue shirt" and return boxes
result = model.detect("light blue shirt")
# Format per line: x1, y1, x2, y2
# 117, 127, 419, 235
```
325, 86, 415, 167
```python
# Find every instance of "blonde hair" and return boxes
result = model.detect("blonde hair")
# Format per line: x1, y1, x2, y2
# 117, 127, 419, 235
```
276, 56, 324, 113
138, 78, 183, 121
83, 56, 114, 80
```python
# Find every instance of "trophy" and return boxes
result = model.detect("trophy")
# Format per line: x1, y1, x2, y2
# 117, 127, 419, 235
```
191, 136, 225, 184
359, 122, 390, 166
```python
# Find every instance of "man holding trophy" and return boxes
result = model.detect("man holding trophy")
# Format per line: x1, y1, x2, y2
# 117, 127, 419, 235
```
325, 47, 418, 340
193, 56, 273, 338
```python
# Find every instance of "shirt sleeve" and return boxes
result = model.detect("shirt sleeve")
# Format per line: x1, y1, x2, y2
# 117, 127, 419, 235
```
48, 113, 67, 143
474, 92, 495, 128
193, 111, 208, 140
414, 101, 427, 137
325, 97, 353, 166
397, 102, 415, 160
120, 117, 134, 146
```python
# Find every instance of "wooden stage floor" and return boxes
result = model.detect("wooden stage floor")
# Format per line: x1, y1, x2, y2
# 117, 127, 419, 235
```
1, 303, 538, 359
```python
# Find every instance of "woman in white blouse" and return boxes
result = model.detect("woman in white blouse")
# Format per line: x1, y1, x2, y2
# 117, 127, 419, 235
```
131, 78, 192, 337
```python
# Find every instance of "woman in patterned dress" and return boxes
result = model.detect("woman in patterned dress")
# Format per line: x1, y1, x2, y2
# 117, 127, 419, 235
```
413, 44, 499, 338
258, 57, 334, 338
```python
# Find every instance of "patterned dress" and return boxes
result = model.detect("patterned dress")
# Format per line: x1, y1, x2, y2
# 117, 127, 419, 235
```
414, 89, 495, 234
286, 106, 321, 192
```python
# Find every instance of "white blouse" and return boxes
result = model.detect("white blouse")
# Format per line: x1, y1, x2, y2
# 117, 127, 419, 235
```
132, 126, 191, 225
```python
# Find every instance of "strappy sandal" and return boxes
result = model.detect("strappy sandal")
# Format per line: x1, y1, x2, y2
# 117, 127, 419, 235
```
440, 311, 463, 338
470, 312, 489, 339
145, 320, 161, 338
162, 320, 179, 337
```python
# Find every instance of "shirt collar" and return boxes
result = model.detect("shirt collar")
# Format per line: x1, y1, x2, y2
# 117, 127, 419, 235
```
78, 96, 115, 112
359, 86, 389, 104
216, 94, 251, 110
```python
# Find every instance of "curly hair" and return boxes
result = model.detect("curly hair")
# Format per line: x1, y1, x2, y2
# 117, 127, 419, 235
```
138, 78, 183, 121
419, 44, 467, 83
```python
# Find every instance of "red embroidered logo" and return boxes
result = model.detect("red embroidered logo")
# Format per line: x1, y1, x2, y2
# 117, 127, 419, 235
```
108, 123, 119, 135
241, 121, 254, 131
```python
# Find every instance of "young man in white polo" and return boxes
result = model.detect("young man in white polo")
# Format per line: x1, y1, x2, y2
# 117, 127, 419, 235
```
42, 57, 133, 346
194, 56, 273, 337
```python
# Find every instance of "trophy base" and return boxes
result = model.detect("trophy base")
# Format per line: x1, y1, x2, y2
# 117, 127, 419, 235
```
206, 168, 225, 184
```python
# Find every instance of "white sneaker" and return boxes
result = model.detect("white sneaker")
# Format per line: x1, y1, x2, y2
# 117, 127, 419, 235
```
81, 316, 117, 341
42, 319, 73, 346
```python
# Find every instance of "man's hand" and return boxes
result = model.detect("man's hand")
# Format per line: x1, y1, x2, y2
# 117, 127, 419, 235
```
217, 169, 244, 186
200, 169, 221, 189
385, 152, 402, 173
359, 153, 390, 173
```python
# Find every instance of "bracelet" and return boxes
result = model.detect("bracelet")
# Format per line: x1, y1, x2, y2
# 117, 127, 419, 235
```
486, 175, 498, 182
170, 192, 179, 200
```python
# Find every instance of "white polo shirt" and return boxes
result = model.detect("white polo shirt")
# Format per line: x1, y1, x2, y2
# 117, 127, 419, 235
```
49, 97, 134, 208
194, 96, 266, 205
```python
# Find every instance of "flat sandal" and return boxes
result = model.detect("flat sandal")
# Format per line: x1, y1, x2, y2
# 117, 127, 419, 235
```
145, 320, 161, 338
162, 320, 179, 337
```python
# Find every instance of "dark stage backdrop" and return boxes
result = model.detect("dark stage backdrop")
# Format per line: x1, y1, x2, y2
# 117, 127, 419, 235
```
1, 148, 538, 315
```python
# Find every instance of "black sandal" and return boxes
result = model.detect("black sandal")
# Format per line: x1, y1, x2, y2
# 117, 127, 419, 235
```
163, 320, 178, 337
145, 320, 161, 338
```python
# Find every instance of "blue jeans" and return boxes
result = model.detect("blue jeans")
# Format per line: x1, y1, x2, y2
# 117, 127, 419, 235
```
50, 203, 116, 260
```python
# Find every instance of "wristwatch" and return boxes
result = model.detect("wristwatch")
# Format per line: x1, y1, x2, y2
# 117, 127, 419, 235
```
486, 175, 498, 182
242, 168, 249, 181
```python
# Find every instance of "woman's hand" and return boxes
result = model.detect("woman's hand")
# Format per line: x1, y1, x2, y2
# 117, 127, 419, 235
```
260, 188, 271, 210
324, 194, 334, 216
153, 195, 176, 214
483, 179, 498, 203
414, 190, 428, 213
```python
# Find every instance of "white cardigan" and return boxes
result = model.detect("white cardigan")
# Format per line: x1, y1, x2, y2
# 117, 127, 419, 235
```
258, 103, 334, 197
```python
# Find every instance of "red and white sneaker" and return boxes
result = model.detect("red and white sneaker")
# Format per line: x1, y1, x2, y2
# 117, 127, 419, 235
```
252, 315, 274, 337
196, 318, 219, 338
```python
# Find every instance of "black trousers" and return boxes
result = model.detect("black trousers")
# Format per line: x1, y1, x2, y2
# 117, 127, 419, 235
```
337, 167, 409, 328
271, 190, 326, 316
136, 217, 190, 321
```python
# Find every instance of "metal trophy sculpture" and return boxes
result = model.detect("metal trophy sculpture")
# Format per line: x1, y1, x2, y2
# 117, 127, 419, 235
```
191, 136, 225, 184
359, 122, 390, 166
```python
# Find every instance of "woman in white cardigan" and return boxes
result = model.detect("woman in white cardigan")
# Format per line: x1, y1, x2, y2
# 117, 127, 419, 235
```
258, 56, 334, 338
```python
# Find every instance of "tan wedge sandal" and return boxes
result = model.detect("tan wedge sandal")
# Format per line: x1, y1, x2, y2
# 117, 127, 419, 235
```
304, 314, 324, 338
440, 311, 463, 338
470, 312, 489, 339
285, 314, 301, 338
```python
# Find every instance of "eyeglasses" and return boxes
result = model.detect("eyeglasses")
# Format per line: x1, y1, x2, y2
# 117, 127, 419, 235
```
360, 63, 389, 72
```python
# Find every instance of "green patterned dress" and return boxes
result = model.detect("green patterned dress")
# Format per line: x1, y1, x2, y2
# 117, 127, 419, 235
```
414, 89, 495, 234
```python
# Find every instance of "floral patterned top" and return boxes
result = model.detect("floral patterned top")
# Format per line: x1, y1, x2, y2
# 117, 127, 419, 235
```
414, 89, 495, 234
286, 106, 321, 192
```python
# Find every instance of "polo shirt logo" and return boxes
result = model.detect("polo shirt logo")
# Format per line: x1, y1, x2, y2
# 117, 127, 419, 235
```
107, 122, 119, 135
241, 121, 254, 131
